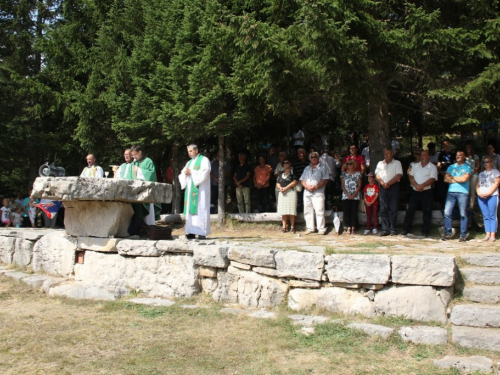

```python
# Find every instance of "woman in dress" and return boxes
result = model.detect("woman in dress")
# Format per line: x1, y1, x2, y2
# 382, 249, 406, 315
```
476, 155, 500, 241
341, 159, 362, 234
276, 158, 298, 233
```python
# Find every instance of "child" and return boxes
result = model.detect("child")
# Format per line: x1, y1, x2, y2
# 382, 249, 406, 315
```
28, 196, 38, 228
1, 198, 11, 227
363, 172, 379, 234
11, 205, 22, 228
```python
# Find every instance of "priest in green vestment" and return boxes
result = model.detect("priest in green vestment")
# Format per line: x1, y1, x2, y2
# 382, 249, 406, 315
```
130, 145, 161, 225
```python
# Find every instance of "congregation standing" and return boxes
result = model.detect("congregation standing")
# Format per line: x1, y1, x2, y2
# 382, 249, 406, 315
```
4, 132, 500, 242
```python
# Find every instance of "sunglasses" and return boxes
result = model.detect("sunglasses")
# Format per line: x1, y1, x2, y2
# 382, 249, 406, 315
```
310, 156, 318, 159
284, 161, 291, 164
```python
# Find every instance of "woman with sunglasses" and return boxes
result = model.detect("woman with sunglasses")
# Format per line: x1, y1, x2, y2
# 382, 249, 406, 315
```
341, 159, 362, 234
276, 159, 299, 233
476, 156, 500, 241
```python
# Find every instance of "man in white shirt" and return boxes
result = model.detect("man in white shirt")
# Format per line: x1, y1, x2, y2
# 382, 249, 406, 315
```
80, 154, 104, 178
375, 148, 403, 236
401, 150, 438, 237
300, 152, 330, 235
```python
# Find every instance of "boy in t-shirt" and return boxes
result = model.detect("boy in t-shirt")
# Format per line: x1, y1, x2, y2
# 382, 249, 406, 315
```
1, 198, 12, 227
363, 173, 379, 234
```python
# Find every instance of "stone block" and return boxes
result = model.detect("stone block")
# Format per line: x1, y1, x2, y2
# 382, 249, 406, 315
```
275, 251, 324, 281
22, 275, 53, 289
253, 267, 279, 277
4, 271, 30, 281
129, 298, 175, 306
41, 277, 69, 294
450, 304, 500, 328
398, 326, 448, 345
199, 266, 217, 278
361, 284, 385, 290
117, 239, 159, 257
318, 287, 375, 317
247, 310, 276, 319
464, 286, 500, 304
12, 238, 34, 266
74, 250, 199, 298
461, 253, 500, 267
32, 231, 77, 277
434, 356, 493, 374
230, 261, 252, 270
288, 314, 329, 326
77, 237, 122, 253
374, 285, 451, 323
391, 255, 456, 287
64, 201, 133, 238
156, 240, 193, 254
461, 267, 500, 285
348, 323, 394, 339
325, 254, 390, 284
200, 277, 218, 293
228, 247, 276, 267
32, 176, 172, 203
212, 266, 289, 308
0, 236, 16, 264
288, 289, 320, 310
48, 282, 124, 301
323, 282, 360, 289
452, 326, 500, 352
288, 280, 321, 288
193, 245, 229, 268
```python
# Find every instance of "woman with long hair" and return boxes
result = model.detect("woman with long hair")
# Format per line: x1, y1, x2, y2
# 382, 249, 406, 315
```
476, 155, 500, 241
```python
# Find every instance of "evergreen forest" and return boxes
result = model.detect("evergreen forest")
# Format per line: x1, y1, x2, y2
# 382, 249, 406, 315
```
1, 0, 500, 196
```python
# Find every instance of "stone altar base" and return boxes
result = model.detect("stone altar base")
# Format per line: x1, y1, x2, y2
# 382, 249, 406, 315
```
64, 201, 134, 238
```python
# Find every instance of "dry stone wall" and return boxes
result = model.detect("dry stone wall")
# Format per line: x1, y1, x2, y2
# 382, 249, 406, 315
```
0, 229, 457, 324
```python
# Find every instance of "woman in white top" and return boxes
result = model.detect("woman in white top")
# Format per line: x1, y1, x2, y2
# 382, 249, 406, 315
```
476, 155, 500, 241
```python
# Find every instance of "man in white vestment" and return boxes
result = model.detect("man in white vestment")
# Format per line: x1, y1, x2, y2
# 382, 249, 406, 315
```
116, 149, 133, 179
80, 154, 104, 177
179, 144, 211, 239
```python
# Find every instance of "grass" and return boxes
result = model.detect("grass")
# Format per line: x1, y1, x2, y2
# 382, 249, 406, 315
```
1, 276, 499, 375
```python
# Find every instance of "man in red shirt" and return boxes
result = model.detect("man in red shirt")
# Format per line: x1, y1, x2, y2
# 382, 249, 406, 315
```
342, 144, 366, 175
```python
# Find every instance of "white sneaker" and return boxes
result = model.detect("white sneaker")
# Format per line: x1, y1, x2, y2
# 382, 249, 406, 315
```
364, 230, 370, 235
372, 229, 378, 234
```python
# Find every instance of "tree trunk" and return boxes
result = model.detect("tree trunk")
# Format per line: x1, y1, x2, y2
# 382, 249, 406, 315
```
217, 135, 225, 226
367, 77, 391, 171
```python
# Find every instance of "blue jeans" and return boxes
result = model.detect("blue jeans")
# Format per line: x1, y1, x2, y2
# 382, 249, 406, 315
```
478, 195, 499, 233
444, 192, 469, 237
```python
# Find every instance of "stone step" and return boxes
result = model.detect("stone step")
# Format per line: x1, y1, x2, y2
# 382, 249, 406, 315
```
460, 253, 500, 267
450, 304, 500, 328
460, 267, 500, 285
464, 286, 500, 304
452, 326, 500, 352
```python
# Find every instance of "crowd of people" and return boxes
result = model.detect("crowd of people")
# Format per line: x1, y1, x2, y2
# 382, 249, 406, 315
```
3, 134, 499, 242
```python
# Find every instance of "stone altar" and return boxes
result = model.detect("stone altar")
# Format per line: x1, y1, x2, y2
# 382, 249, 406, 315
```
31, 177, 172, 237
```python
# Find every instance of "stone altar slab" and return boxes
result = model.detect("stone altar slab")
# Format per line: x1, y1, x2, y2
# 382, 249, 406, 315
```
32, 177, 172, 204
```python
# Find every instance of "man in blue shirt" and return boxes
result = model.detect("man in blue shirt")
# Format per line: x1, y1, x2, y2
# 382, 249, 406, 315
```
442, 150, 472, 242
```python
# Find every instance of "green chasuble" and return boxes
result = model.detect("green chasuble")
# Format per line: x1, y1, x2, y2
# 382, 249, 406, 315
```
132, 157, 161, 220
118, 163, 133, 180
